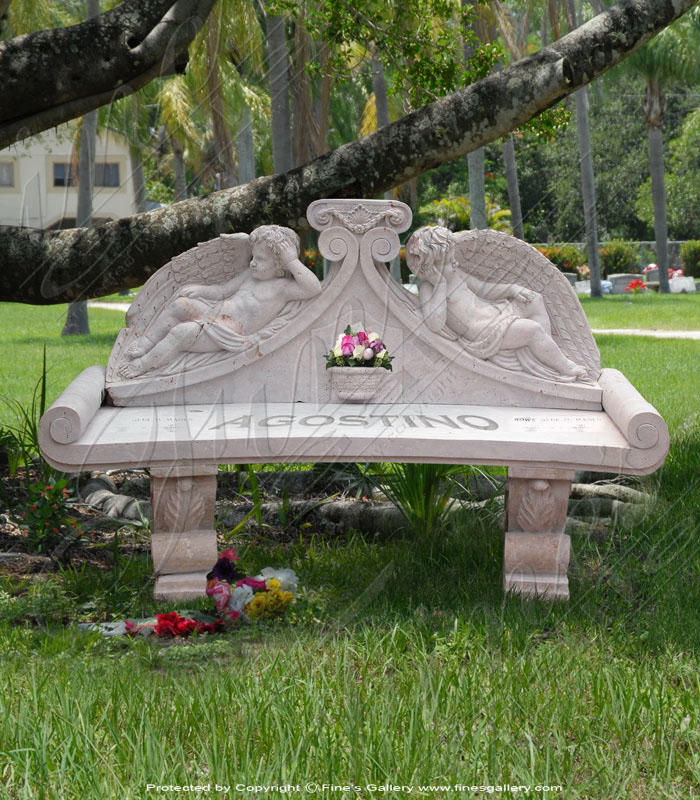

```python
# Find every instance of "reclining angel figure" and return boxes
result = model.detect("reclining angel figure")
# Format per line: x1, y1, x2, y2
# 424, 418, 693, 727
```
406, 225, 589, 383
120, 225, 322, 378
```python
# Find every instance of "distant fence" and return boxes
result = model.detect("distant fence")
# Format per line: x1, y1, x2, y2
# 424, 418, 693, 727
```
537, 241, 685, 270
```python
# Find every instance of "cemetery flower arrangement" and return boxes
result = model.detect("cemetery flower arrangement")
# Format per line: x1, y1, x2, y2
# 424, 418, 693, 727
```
123, 548, 298, 639
625, 279, 647, 294
205, 548, 297, 623
644, 264, 685, 279
325, 326, 393, 370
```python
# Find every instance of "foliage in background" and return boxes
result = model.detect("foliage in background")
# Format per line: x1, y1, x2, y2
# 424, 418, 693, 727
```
598, 241, 638, 275
271, 0, 501, 106
535, 244, 584, 273
512, 75, 697, 243
417, 192, 512, 233
679, 239, 700, 278
634, 106, 700, 241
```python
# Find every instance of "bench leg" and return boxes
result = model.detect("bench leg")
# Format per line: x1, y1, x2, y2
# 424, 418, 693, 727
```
150, 465, 219, 601
503, 467, 574, 600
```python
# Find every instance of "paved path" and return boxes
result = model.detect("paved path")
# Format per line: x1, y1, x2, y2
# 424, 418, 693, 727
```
590, 327, 700, 340
88, 303, 700, 340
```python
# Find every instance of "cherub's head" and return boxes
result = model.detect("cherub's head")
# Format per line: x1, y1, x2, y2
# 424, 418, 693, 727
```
249, 225, 300, 280
406, 226, 455, 282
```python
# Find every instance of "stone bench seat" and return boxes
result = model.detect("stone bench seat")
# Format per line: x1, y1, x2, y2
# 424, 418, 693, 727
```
39, 364, 668, 602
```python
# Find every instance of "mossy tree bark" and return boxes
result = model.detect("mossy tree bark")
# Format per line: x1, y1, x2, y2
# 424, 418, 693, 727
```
0, 0, 218, 150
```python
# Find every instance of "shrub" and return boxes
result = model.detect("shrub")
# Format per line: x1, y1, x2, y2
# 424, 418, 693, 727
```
680, 240, 700, 278
598, 241, 638, 275
13, 479, 83, 554
535, 244, 584, 274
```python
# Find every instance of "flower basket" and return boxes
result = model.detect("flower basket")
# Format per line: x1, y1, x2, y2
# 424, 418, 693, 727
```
330, 366, 387, 403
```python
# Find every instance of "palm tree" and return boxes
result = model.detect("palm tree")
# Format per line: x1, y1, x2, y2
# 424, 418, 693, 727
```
155, 76, 201, 200
624, 7, 700, 292
265, 5, 293, 174
187, 0, 265, 186
62, 0, 98, 336
562, 0, 603, 297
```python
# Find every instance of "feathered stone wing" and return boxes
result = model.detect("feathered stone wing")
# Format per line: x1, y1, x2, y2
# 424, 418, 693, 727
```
124, 233, 252, 336
106, 234, 252, 384
453, 229, 601, 382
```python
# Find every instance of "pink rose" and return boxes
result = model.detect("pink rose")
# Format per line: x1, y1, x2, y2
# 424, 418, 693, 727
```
206, 577, 232, 612
341, 334, 355, 356
235, 576, 267, 591
220, 547, 239, 562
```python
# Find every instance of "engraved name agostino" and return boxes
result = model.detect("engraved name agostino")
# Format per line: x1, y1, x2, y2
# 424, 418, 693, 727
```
210, 413, 499, 432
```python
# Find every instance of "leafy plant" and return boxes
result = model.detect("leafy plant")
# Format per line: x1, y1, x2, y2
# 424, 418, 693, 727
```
598, 241, 638, 275
535, 244, 584, 274
12, 478, 82, 554
372, 463, 463, 538
680, 240, 700, 278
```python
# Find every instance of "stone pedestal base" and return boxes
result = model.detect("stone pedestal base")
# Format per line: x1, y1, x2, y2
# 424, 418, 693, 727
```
150, 465, 218, 602
154, 571, 210, 601
503, 467, 574, 599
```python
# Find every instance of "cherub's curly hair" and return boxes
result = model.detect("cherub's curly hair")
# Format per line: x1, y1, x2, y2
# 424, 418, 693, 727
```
406, 226, 455, 278
249, 225, 300, 277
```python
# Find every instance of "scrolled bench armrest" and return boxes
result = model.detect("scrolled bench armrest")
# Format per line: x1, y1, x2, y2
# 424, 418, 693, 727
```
40, 366, 106, 444
599, 367, 669, 469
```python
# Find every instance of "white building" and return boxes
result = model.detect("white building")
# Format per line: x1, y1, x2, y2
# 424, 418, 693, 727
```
0, 125, 137, 228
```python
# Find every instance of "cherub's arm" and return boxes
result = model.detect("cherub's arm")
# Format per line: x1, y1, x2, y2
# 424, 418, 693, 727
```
281, 258, 323, 301
179, 270, 249, 301
418, 278, 448, 333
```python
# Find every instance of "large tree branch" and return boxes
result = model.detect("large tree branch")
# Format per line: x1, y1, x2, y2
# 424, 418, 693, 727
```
0, 0, 217, 149
0, 0, 695, 304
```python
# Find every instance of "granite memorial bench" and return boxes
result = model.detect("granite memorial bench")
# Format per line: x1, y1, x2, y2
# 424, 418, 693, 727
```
39, 199, 669, 601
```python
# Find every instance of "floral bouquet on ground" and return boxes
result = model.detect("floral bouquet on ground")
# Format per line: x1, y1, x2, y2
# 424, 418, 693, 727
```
122, 548, 298, 639
325, 326, 392, 370
205, 547, 298, 624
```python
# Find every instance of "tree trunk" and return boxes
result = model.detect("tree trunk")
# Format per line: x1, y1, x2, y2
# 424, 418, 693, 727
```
266, 11, 293, 175
574, 84, 603, 296
130, 146, 148, 214
1, 0, 696, 303
468, 148, 487, 229
372, 51, 401, 282
501, 135, 524, 239
62, 0, 98, 337
565, 0, 602, 296
172, 137, 187, 202
205, 15, 237, 189
644, 77, 670, 293
236, 105, 256, 185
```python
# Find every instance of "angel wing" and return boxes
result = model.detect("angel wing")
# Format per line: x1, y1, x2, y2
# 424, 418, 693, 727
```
453, 229, 601, 381
106, 234, 252, 385
124, 233, 252, 336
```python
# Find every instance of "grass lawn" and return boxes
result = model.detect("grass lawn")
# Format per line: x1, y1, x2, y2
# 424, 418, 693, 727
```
1, 302, 700, 798
580, 291, 700, 330
0, 303, 125, 428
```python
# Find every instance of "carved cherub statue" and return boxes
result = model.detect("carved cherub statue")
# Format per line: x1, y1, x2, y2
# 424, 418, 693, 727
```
406, 225, 589, 383
120, 225, 322, 378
